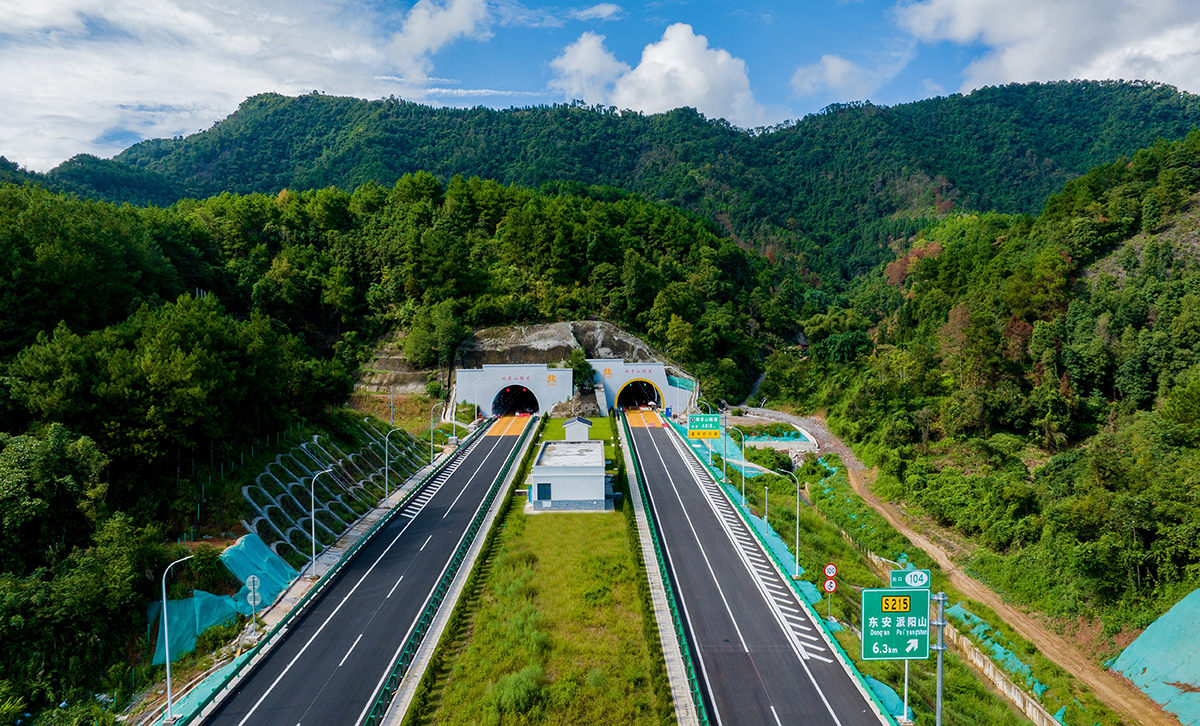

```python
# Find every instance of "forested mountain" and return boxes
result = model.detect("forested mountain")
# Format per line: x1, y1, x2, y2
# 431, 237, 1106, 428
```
20, 80, 1200, 284
761, 129, 1200, 635
4, 79, 1200, 718
0, 173, 800, 710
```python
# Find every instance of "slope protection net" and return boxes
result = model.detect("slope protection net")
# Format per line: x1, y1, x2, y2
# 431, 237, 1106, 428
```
147, 534, 298, 665
1113, 587, 1200, 725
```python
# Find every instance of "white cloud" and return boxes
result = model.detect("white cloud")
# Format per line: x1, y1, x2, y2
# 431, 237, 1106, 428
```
549, 31, 629, 102
791, 43, 915, 101
571, 4, 624, 21
424, 87, 543, 97
0, 0, 510, 171
387, 0, 490, 84
792, 56, 877, 99
549, 23, 773, 127
895, 0, 1200, 93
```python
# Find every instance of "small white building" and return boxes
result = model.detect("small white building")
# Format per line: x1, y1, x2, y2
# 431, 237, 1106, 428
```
526, 440, 608, 511
562, 416, 593, 441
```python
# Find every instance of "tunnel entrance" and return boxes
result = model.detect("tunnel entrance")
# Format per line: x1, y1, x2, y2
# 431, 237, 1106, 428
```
617, 379, 661, 409
492, 385, 539, 416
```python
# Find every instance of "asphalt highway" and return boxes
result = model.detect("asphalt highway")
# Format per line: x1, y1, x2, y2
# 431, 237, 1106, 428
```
203, 416, 528, 726
626, 411, 884, 726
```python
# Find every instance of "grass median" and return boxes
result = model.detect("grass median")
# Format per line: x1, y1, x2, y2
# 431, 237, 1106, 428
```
404, 416, 671, 726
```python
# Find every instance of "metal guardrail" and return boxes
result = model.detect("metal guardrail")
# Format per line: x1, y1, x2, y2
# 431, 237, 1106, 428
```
621, 412, 712, 726
175, 420, 495, 726
360, 415, 537, 726
661, 423, 897, 725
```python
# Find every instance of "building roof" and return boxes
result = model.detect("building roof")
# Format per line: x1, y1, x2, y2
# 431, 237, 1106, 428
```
536, 440, 604, 467
563, 416, 593, 427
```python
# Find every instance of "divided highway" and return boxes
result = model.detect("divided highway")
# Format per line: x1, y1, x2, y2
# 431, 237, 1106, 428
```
626, 411, 885, 726
203, 415, 529, 726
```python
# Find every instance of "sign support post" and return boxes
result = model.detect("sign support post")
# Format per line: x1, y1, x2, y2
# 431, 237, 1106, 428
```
932, 590, 948, 726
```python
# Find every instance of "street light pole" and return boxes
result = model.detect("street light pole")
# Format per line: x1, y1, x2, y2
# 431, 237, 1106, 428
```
161, 554, 194, 724
311, 468, 333, 579
384, 429, 404, 502
729, 426, 745, 504
776, 468, 802, 579
430, 402, 445, 466
473, 375, 480, 421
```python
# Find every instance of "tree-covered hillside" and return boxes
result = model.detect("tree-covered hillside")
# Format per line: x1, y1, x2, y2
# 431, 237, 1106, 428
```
762, 129, 1200, 637
0, 173, 804, 711
23, 80, 1200, 285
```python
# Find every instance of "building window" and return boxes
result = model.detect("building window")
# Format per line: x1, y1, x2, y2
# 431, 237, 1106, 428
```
537, 482, 552, 501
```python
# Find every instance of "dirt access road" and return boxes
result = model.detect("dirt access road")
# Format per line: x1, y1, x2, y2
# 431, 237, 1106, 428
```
743, 407, 1178, 726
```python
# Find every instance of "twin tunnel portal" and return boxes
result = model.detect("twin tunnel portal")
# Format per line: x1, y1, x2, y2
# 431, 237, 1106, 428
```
196, 365, 885, 726
492, 378, 661, 416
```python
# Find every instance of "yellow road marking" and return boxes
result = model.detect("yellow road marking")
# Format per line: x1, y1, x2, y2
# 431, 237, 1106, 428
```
486, 415, 525, 436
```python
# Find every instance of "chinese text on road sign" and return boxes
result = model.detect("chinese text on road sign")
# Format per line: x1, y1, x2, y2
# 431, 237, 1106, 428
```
861, 588, 930, 660
688, 414, 721, 439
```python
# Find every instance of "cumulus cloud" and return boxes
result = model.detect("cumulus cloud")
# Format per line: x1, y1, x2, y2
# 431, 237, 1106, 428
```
895, 0, 1200, 92
387, 0, 490, 83
549, 23, 772, 127
791, 43, 915, 101
549, 31, 630, 101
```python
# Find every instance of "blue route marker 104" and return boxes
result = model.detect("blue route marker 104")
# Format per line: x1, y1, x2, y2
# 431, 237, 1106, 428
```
861, 588, 931, 660
890, 569, 931, 589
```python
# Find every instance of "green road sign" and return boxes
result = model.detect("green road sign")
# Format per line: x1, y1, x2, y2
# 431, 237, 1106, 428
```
861, 588, 930, 660
688, 414, 721, 439
890, 569, 932, 589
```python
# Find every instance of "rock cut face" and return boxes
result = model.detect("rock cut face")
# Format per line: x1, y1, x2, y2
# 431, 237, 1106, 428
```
456, 320, 659, 368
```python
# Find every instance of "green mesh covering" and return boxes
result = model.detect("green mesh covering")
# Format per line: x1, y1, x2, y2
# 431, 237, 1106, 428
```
1113, 587, 1200, 725
865, 675, 913, 721
148, 535, 298, 665
946, 603, 1048, 696
666, 375, 695, 391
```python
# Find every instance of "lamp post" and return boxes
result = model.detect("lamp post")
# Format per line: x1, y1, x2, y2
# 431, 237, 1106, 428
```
311, 468, 333, 579
776, 468, 803, 579
729, 427, 745, 504
430, 402, 445, 465
161, 554, 194, 724
384, 429, 405, 502
473, 375, 481, 421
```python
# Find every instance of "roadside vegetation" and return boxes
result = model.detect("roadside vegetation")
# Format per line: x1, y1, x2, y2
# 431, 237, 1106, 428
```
761, 130, 1200, 649
406, 415, 672, 726
702, 448, 1121, 725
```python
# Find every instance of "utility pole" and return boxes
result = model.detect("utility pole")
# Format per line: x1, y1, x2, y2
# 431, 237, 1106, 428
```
932, 590, 948, 726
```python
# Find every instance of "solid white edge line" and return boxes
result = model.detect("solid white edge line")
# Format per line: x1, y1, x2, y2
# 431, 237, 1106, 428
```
230, 434, 496, 725
644, 426, 750, 653
353, 422, 522, 726
666, 426, 850, 724
628, 424, 724, 726
340, 634, 364, 667
665, 424, 890, 725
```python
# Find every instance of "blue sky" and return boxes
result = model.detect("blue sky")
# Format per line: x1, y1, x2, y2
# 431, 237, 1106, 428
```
2, 0, 1199, 171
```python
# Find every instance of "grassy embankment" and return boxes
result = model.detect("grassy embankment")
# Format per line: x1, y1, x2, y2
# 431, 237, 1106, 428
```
403, 415, 673, 726
701, 455, 1027, 725
735, 454, 1125, 726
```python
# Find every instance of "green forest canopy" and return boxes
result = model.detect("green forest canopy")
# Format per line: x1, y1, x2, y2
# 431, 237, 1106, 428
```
9, 79, 1200, 288
3, 86, 1200, 717
761, 129, 1200, 633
